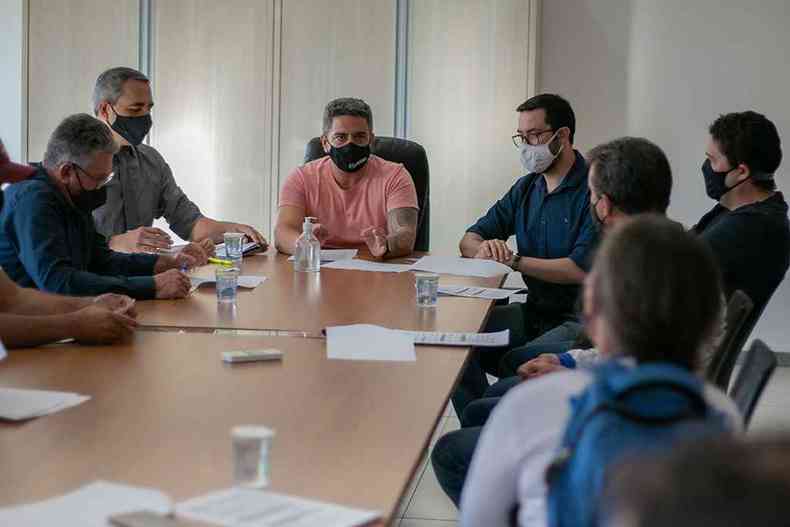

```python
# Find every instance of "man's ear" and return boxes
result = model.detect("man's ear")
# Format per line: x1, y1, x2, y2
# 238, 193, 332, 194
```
734, 162, 751, 183
600, 194, 614, 219
320, 135, 330, 154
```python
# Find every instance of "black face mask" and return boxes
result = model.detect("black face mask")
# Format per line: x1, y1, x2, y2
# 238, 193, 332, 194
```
329, 143, 371, 173
589, 196, 607, 230
702, 158, 750, 201
110, 106, 153, 146
70, 167, 108, 212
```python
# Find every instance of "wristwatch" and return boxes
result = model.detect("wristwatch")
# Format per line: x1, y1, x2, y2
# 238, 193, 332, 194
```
508, 253, 521, 271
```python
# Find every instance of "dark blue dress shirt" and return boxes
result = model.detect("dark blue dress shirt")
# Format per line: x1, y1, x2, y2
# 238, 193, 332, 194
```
467, 151, 596, 315
0, 167, 158, 299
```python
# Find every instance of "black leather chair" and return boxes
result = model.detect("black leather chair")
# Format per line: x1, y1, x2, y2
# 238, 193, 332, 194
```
304, 136, 430, 251
705, 290, 754, 390
729, 339, 777, 428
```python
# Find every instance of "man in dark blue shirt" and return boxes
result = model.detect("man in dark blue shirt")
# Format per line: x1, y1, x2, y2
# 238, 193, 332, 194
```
0, 114, 200, 300
455, 94, 597, 412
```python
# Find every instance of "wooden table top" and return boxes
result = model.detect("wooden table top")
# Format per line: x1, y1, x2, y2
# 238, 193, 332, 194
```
136, 250, 502, 334
0, 332, 470, 522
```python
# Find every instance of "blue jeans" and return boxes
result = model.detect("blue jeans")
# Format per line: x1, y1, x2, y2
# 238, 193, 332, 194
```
431, 426, 483, 507
499, 321, 583, 376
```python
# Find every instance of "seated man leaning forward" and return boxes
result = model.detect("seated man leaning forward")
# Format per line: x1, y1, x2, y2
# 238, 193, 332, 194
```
275, 97, 419, 259
0, 114, 196, 300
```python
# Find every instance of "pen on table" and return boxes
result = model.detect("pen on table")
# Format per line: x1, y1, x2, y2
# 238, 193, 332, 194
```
208, 257, 235, 266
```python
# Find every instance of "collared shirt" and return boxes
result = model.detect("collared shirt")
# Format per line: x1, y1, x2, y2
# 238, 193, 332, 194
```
0, 167, 158, 299
466, 151, 597, 315
692, 192, 790, 314
93, 144, 203, 241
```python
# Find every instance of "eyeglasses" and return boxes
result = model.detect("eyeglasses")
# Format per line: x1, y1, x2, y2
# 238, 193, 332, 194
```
512, 128, 555, 148
327, 131, 371, 148
72, 164, 114, 189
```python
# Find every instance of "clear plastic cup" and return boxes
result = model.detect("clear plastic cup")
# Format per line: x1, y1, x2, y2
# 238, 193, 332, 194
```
415, 272, 440, 307
224, 232, 245, 266
216, 267, 240, 304
231, 426, 275, 488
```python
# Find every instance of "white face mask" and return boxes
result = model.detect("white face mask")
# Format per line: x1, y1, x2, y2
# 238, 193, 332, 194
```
519, 130, 563, 174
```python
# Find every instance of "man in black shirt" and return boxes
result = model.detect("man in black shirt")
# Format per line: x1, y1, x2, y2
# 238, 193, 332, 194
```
693, 110, 790, 323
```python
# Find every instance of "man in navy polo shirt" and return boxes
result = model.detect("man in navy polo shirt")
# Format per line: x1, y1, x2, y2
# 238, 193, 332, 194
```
454, 93, 596, 413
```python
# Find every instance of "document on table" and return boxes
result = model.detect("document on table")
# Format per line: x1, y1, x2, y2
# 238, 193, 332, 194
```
409, 256, 513, 278
438, 285, 516, 300
176, 487, 380, 527
190, 276, 267, 293
322, 259, 412, 273
326, 324, 416, 362
0, 387, 91, 421
0, 480, 172, 527
288, 249, 358, 262
399, 329, 510, 347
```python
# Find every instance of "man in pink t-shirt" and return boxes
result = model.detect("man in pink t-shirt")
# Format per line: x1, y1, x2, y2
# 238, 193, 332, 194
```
275, 98, 419, 259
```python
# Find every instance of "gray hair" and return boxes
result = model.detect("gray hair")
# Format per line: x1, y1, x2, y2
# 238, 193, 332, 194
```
92, 66, 150, 114
43, 114, 118, 170
322, 98, 373, 133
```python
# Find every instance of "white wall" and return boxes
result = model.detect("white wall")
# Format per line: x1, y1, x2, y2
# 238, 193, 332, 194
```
542, 0, 790, 350
0, 0, 26, 161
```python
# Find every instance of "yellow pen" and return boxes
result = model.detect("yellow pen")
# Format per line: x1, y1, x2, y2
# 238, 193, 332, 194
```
208, 257, 235, 266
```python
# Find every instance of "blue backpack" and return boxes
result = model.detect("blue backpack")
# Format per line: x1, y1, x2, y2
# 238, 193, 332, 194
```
545, 361, 730, 527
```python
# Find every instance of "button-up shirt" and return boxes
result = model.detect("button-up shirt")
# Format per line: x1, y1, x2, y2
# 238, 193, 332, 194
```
467, 151, 596, 315
93, 144, 203, 241
0, 167, 158, 299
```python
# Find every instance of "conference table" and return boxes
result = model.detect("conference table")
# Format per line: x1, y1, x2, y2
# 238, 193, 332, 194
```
0, 249, 507, 525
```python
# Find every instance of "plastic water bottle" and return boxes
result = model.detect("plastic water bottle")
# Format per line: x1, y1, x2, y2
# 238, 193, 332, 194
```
294, 217, 321, 272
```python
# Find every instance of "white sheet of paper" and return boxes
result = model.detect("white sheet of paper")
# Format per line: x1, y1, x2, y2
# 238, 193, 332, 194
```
216, 241, 261, 256
438, 285, 516, 300
326, 324, 416, 362
176, 487, 380, 527
190, 276, 267, 293
0, 480, 171, 527
322, 259, 412, 273
288, 249, 358, 262
0, 387, 90, 421
0, 337, 6, 361
398, 329, 510, 347
409, 256, 512, 278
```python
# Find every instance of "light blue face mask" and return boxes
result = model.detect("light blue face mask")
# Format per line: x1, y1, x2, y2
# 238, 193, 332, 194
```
519, 130, 562, 174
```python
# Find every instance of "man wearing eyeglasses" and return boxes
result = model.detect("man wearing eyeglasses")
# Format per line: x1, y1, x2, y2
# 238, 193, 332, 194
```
275, 97, 418, 258
453, 93, 597, 413
0, 114, 196, 300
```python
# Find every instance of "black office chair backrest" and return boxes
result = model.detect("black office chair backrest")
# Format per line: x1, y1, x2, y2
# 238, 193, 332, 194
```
705, 290, 754, 390
304, 136, 430, 251
729, 339, 777, 428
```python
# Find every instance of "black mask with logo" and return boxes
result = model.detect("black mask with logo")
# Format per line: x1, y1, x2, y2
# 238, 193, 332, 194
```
329, 143, 371, 173
110, 106, 153, 146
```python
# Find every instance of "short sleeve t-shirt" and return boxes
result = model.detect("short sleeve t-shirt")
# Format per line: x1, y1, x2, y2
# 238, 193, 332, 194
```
279, 154, 419, 248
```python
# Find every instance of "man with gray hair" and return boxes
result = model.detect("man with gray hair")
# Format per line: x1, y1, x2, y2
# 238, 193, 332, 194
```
275, 97, 418, 258
92, 66, 267, 253
0, 114, 194, 300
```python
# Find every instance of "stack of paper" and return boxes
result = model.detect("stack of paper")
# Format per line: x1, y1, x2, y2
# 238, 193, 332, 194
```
409, 256, 512, 278
0, 481, 171, 526
216, 241, 263, 256
0, 387, 90, 421
176, 487, 380, 527
190, 276, 267, 293
326, 324, 416, 362
288, 249, 358, 262
438, 285, 516, 300
322, 260, 412, 273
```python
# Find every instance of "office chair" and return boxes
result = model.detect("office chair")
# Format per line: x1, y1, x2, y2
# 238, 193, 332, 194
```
304, 136, 430, 251
705, 290, 754, 390
729, 339, 777, 428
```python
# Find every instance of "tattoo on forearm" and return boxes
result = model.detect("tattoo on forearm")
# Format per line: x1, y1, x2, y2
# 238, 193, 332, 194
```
387, 207, 418, 253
